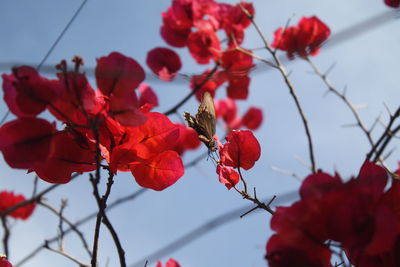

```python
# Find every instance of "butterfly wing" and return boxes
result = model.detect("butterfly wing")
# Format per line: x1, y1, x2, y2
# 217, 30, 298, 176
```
184, 92, 217, 151
196, 91, 216, 140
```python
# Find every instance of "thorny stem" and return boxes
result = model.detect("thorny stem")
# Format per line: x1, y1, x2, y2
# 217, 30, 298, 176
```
366, 106, 400, 162
373, 123, 400, 163
163, 62, 220, 116
306, 57, 375, 147
235, 169, 275, 215
239, 4, 317, 173
305, 58, 399, 172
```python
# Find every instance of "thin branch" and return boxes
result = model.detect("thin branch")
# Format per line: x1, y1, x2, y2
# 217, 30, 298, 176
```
373, 123, 400, 162
15, 188, 146, 267
270, 165, 301, 181
38, 200, 92, 257
1, 217, 10, 257
239, 5, 317, 173
90, 117, 104, 267
306, 57, 374, 148
57, 200, 67, 250
44, 241, 90, 267
90, 172, 126, 267
234, 46, 277, 68
0, 182, 63, 218
163, 62, 220, 116
367, 106, 400, 161
237, 167, 248, 194
90, 117, 126, 267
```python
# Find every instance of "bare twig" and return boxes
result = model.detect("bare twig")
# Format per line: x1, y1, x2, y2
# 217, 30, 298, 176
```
271, 165, 301, 181
44, 241, 90, 267
234, 46, 277, 68
90, 171, 126, 267
0, 182, 64, 218
15, 188, 147, 267
90, 116, 126, 267
234, 169, 275, 215
38, 200, 92, 257
57, 200, 67, 250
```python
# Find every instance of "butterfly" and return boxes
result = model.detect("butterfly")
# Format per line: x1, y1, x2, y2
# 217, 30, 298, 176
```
184, 91, 217, 152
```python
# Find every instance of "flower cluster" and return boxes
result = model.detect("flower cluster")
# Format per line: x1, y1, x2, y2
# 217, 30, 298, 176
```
0, 52, 185, 191
146, 0, 257, 101
266, 162, 400, 267
0, 191, 35, 220
272, 16, 331, 59
215, 98, 262, 130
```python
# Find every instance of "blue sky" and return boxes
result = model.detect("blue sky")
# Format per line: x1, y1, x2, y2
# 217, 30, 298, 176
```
0, 1, 399, 266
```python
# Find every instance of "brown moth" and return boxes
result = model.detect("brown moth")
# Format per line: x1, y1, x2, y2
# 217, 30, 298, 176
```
184, 91, 217, 151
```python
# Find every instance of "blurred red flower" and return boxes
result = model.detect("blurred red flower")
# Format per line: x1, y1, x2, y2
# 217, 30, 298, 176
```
272, 16, 330, 59
0, 191, 35, 220
384, 0, 400, 7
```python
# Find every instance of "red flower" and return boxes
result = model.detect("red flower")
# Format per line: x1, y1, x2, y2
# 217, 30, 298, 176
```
216, 164, 240, 189
385, 0, 400, 7
0, 191, 36, 220
220, 2, 254, 46
156, 258, 181, 267
2, 66, 60, 118
138, 83, 159, 112
241, 107, 263, 130
172, 123, 201, 155
187, 29, 221, 64
190, 69, 226, 101
0, 118, 56, 170
31, 130, 97, 184
226, 76, 250, 99
215, 98, 237, 125
161, 23, 191, 47
51, 66, 101, 125
96, 52, 146, 126
220, 48, 253, 99
220, 48, 253, 79
109, 112, 184, 191
266, 162, 400, 267
0, 255, 13, 267
266, 233, 331, 267
146, 47, 182, 81
272, 16, 330, 59
219, 130, 261, 170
